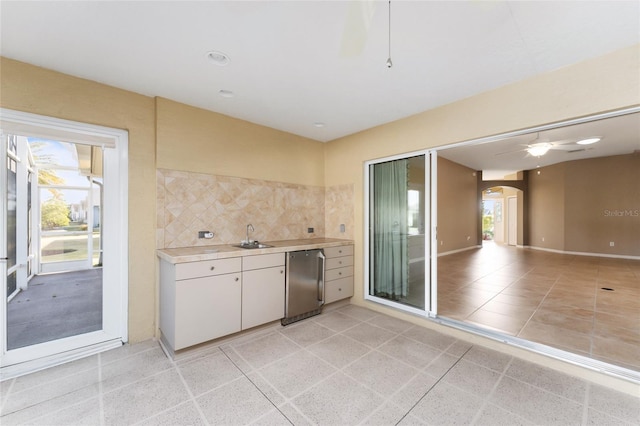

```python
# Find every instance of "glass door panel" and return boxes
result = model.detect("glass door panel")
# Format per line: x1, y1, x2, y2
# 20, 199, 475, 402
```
366, 153, 429, 313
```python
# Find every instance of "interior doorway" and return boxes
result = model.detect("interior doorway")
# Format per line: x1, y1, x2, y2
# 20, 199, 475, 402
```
1, 109, 128, 378
507, 196, 517, 246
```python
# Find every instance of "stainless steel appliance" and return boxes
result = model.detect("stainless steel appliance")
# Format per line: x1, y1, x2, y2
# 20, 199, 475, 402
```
282, 249, 325, 325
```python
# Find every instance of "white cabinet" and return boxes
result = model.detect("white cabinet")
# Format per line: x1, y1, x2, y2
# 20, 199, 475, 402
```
242, 253, 285, 330
160, 253, 286, 353
324, 245, 354, 304
160, 257, 242, 351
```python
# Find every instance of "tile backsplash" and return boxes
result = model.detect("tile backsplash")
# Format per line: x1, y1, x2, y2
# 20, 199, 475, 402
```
157, 169, 353, 248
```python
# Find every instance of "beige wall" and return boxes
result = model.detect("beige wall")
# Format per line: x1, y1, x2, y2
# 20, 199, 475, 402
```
324, 45, 640, 310
1, 57, 157, 342
529, 154, 640, 256
2, 43, 639, 373
0, 58, 328, 343
565, 154, 640, 256
437, 157, 478, 253
156, 98, 324, 186
529, 164, 567, 251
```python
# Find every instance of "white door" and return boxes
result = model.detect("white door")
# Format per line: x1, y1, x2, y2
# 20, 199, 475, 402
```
507, 196, 517, 246
0, 110, 128, 378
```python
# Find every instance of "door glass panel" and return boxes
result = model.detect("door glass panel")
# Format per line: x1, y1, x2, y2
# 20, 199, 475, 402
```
40, 188, 92, 264
5, 135, 105, 351
7, 149, 17, 270
369, 154, 426, 310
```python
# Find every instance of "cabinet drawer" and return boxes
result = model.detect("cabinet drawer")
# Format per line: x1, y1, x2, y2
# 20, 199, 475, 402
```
325, 265, 353, 282
325, 277, 354, 304
324, 245, 354, 258
326, 255, 353, 270
243, 253, 285, 271
176, 257, 241, 281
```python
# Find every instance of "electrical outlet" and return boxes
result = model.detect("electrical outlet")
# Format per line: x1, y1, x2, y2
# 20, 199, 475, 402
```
198, 231, 214, 239
340, 224, 345, 233
609, 241, 615, 247
542, 237, 545, 242
307, 227, 314, 233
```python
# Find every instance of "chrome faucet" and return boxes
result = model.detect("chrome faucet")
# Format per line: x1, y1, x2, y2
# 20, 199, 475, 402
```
245, 223, 255, 244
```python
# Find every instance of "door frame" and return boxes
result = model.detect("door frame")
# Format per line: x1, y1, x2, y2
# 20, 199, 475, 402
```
0, 109, 128, 379
363, 149, 436, 317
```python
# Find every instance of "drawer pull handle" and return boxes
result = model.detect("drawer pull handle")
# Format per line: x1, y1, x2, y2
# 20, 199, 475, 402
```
210, 266, 215, 271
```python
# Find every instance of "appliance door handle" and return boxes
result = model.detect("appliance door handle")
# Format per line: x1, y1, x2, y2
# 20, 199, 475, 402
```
317, 251, 325, 303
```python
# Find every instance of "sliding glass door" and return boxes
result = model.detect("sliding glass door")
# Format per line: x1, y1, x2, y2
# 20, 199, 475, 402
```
365, 151, 435, 316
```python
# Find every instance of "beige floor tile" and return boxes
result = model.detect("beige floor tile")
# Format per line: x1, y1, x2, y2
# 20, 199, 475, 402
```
591, 335, 640, 369
517, 319, 592, 353
466, 309, 528, 335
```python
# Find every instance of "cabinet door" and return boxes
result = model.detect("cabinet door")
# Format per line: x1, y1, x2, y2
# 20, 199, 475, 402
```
325, 277, 354, 304
242, 266, 285, 330
174, 273, 242, 350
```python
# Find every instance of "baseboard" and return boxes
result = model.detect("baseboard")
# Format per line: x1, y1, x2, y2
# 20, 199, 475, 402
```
437, 245, 482, 257
528, 245, 640, 260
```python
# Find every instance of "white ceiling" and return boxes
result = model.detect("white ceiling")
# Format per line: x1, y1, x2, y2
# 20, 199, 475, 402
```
1, 1, 639, 144
438, 111, 640, 177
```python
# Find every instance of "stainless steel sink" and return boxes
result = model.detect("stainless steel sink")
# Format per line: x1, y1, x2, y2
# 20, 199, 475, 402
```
233, 241, 273, 249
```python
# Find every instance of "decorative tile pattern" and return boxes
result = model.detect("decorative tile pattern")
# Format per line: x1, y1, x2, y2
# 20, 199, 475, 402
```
157, 169, 354, 248
325, 183, 354, 239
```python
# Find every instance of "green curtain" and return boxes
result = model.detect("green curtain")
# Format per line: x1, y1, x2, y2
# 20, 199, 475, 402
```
372, 159, 408, 299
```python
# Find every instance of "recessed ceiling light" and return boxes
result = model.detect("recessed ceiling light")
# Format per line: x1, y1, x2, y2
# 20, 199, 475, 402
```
576, 137, 601, 145
207, 50, 230, 66
218, 90, 234, 98
313, 122, 326, 128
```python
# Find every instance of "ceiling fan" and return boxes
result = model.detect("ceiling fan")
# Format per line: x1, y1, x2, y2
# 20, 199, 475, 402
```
495, 133, 601, 158
340, 0, 378, 57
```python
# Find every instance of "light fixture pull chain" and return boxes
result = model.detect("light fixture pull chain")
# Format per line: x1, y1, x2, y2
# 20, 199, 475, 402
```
386, 0, 393, 68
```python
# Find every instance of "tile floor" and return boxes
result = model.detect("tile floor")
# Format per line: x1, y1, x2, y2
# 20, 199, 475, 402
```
438, 243, 640, 371
1, 305, 639, 425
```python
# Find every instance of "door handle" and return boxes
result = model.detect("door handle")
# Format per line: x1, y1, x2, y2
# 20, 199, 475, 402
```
317, 251, 326, 303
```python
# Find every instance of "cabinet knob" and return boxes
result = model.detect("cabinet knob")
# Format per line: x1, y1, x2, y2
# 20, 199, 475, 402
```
339, 261, 342, 264
338, 272, 342, 275
339, 250, 342, 253
338, 288, 342, 292
235, 277, 239, 282
210, 266, 215, 271
280, 270, 284, 274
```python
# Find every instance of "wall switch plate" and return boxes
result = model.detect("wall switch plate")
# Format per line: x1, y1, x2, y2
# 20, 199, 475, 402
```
609, 241, 615, 247
340, 224, 346, 233
198, 231, 214, 239
307, 227, 314, 233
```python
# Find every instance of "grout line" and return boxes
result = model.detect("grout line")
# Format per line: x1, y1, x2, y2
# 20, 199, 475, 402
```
469, 356, 514, 425
582, 382, 591, 426
219, 346, 296, 425
0, 377, 16, 411
393, 344, 474, 425
164, 348, 210, 426
98, 352, 105, 426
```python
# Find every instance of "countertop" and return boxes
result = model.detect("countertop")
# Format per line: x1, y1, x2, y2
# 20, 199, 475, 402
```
157, 238, 354, 264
